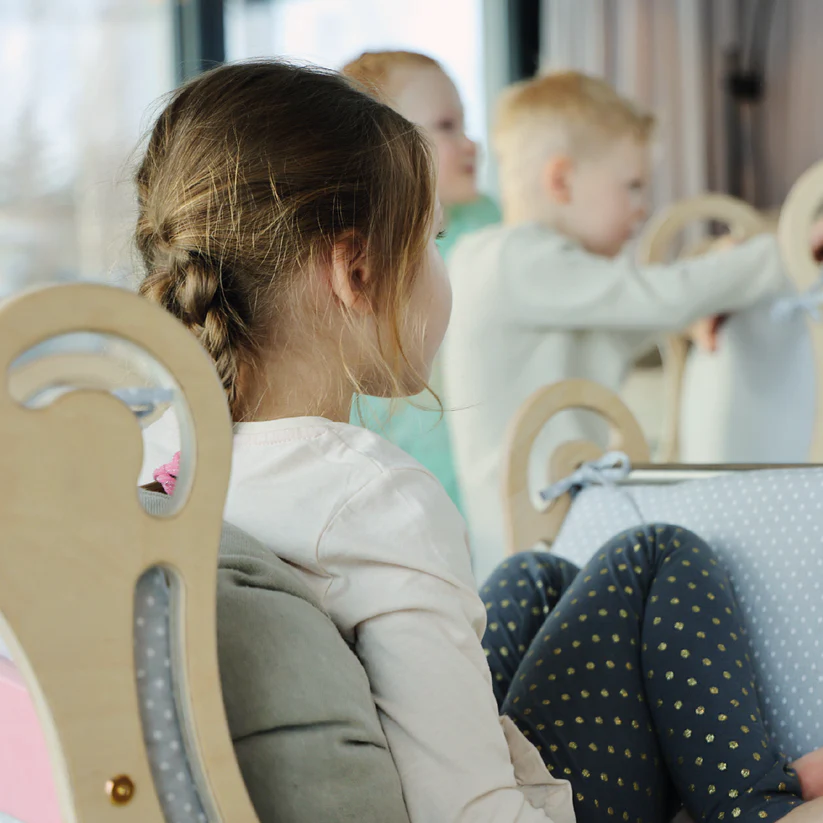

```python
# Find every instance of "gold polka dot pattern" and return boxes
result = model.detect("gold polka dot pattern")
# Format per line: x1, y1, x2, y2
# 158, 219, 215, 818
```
481, 525, 805, 823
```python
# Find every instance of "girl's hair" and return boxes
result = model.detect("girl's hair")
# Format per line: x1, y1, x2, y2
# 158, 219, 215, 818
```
342, 50, 442, 101
136, 60, 435, 418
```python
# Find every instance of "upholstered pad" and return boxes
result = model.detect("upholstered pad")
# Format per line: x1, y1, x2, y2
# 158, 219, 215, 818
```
550, 468, 823, 759
134, 569, 207, 823
679, 301, 816, 463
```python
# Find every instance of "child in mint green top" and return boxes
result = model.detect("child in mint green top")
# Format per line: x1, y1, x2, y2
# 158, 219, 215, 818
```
343, 51, 500, 511
440, 196, 502, 259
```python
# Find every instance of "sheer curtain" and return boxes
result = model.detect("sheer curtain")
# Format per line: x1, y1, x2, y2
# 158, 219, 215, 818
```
760, 1, 823, 207
540, 0, 823, 212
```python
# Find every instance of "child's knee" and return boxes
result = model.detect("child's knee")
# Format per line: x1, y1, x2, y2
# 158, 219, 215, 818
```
642, 524, 719, 564
482, 551, 572, 595
616, 525, 725, 587
620, 524, 710, 558
591, 524, 714, 585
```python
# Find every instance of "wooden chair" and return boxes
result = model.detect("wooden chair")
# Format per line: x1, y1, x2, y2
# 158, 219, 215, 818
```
8, 346, 170, 427
0, 283, 257, 823
634, 164, 823, 464
634, 194, 769, 461
501, 378, 650, 557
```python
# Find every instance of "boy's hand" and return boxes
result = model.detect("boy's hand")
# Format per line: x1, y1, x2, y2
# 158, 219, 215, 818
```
688, 314, 728, 353
707, 233, 742, 253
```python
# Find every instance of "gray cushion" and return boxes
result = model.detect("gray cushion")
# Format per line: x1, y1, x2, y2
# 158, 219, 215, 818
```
549, 468, 823, 760
138, 490, 409, 823
135, 568, 207, 823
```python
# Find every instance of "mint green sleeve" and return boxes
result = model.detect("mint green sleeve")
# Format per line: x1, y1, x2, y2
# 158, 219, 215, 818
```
438, 195, 501, 261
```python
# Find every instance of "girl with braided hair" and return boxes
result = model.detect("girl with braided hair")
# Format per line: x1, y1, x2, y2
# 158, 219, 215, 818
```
137, 61, 823, 823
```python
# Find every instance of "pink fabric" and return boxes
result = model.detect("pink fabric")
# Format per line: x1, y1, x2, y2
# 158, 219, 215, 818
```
0, 657, 61, 823
153, 451, 180, 495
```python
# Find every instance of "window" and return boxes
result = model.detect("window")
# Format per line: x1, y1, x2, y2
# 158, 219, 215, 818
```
0, 0, 175, 293
224, 0, 496, 190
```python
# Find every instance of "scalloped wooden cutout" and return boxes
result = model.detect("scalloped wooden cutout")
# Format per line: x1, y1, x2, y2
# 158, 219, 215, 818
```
778, 159, 823, 462
635, 194, 769, 461
7, 351, 171, 428
502, 379, 650, 554
0, 284, 258, 823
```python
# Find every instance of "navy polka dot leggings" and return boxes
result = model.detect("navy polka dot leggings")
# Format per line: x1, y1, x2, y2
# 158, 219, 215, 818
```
481, 525, 804, 823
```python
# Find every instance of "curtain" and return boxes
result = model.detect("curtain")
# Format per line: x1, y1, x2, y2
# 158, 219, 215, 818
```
540, 0, 823, 212
760, 1, 823, 207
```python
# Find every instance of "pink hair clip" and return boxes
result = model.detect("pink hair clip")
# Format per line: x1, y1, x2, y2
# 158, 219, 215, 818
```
153, 451, 181, 495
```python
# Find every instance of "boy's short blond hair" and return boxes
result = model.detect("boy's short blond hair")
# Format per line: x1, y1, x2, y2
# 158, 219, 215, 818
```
494, 71, 655, 165
342, 50, 442, 103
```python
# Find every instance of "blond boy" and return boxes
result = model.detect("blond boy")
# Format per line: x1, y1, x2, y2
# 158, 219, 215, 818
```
443, 72, 788, 583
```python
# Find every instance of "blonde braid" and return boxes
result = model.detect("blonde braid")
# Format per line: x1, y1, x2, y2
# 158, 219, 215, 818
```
137, 231, 253, 417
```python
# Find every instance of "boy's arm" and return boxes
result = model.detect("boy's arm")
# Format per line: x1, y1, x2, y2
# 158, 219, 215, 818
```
507, 232, 785, 332
686, 216, 823, 352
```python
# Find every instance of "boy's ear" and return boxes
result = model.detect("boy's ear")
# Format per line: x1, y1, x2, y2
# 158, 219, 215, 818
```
329, 232, 373, 315
541, 155, 574, 205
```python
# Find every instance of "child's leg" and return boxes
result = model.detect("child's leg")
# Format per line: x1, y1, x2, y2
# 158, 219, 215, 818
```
481, 553, 580, 707
484, 548, 679, 822
483, 527, 805, 823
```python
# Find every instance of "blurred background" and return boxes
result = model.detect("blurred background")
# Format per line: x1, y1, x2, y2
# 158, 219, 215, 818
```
3, 0, 823, 294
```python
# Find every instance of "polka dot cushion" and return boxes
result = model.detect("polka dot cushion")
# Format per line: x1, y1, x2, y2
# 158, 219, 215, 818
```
134, 569, 208, 823
549, 468, 823, 760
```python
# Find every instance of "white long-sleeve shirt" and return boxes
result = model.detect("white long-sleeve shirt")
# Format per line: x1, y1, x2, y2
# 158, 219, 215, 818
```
442, 223, 787, 584
140, 414, 575, 823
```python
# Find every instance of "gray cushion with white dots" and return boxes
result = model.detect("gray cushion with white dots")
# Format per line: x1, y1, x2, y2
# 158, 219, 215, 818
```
134, 569, 208, 823
549, 468, 823, 760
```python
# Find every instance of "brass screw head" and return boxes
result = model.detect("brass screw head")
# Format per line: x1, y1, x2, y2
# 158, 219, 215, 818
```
106, 775, 135, 805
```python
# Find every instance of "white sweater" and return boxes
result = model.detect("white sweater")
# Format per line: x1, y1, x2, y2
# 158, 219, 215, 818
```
140, 415, 575, 823
442, 223, 787, 584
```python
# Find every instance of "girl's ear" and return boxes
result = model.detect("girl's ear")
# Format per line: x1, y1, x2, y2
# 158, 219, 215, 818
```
330, 232, 374, 315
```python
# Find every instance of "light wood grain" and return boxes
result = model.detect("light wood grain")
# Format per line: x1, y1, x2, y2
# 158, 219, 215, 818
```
502, 379, 650, 554
0, 284, 258, 823
8, 351, 137, 396
7, 351, 172, 428
636, 194, 768, 463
